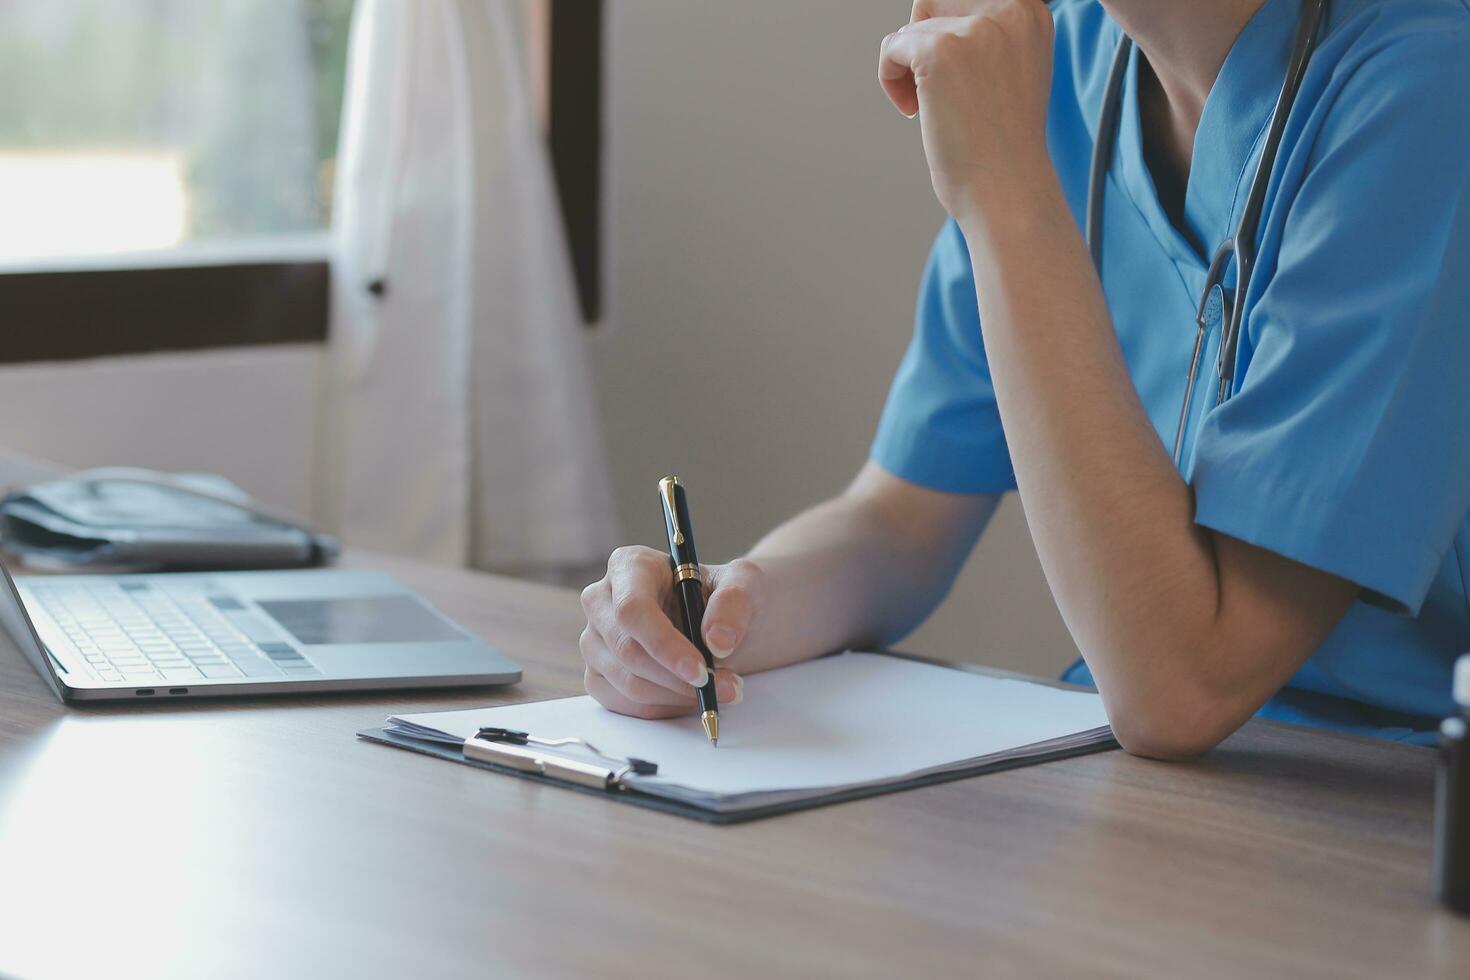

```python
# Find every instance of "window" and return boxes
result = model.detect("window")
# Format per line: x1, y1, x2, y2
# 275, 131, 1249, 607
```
0, 0, 604, 363
0, 0, 354, 266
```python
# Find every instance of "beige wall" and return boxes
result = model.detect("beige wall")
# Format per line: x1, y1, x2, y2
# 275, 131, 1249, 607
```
0, 346, 319, 517
594, 0, 1078, 677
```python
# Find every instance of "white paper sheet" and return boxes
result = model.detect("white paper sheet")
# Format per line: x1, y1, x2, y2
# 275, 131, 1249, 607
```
387, 652, 1112, 808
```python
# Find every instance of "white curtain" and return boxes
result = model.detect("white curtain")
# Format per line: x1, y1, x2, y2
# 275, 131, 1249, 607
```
319, 0, 619, 575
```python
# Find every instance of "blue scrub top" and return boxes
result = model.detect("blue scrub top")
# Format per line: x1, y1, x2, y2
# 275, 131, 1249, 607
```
871, 0, 1470, 744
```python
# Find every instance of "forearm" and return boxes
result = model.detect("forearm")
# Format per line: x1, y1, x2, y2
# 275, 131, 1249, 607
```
736, 473, 998, 674
955, 176, 1246, 744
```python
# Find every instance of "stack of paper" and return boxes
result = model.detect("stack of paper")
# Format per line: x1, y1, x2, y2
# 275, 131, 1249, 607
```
382, 652, 1114, 816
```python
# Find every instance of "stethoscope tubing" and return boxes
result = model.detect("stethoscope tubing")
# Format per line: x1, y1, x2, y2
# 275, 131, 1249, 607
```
1084, 0, 1329, 468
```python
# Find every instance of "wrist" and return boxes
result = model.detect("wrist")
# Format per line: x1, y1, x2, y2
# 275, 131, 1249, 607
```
952, 159, 1068, 251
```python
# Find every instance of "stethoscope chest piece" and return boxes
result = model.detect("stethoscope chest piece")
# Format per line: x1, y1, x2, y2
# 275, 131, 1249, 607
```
1202, 282, 1227, 329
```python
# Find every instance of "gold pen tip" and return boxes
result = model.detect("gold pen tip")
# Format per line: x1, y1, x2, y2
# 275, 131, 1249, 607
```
701, 709, 719, 746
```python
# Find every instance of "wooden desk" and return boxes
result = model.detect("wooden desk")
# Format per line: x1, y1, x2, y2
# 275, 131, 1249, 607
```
0, 552, 1465, 979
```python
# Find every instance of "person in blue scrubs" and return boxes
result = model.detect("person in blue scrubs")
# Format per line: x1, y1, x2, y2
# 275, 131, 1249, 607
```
576, 0, 1470, 757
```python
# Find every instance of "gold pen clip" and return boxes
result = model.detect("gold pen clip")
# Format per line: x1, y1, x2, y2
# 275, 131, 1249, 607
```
658, 475, 685, 546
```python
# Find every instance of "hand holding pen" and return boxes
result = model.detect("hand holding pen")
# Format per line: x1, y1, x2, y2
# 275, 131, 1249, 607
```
577, 501, 754, 724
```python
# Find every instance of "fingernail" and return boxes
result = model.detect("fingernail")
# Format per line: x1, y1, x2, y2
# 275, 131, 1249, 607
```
681, 659, 708, 687
729, 674, 744, 704
706, 625, 738, 658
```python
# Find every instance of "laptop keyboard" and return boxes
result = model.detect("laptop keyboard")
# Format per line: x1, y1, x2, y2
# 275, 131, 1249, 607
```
26, 584, 320, 685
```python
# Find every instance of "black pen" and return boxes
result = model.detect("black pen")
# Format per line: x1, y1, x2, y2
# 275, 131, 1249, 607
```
658, 476, 719, 746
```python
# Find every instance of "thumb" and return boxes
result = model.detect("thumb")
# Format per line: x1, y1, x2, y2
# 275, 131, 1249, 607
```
702, 558, 764, 659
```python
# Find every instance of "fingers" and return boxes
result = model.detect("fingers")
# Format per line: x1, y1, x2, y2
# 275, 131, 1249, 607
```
878, 13, 993, 117
878, 28, 921, 117
579, 545, 749, 719
608, 547, 713, 686
878, 18, 961, 116
585, 667, 688, 720
580, 622, 744, 707
714, 668, 743, 707
581, 557, 687, 695
584, 663, 743, 720
580, 624, 689, 698
586, 546, 709, 688
610, 587, 709, 686
702, 558, 764, 660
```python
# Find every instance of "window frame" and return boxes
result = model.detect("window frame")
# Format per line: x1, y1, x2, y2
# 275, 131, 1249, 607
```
0, 239, 330, 364
543, 0, 603, 324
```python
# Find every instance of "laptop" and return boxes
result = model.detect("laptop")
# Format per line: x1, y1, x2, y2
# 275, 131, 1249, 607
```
0, 557, 521, 702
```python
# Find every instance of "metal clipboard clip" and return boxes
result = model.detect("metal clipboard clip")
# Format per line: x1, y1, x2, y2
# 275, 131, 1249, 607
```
462, 727, 659, 792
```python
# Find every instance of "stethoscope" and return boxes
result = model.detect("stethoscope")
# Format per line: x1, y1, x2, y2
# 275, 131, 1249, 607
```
1084, 0, 1328, 466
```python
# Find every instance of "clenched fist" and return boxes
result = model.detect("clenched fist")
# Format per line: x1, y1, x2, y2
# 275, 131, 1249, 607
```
879, 0, 1055, 221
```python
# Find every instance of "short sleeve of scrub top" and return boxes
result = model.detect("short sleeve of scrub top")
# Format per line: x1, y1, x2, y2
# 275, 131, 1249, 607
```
870, 220, 1017, 494
1190, 32, 1470, 618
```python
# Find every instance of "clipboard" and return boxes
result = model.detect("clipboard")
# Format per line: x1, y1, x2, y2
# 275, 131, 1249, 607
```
355, 723, 1115, 824
355, 653, 1118, 825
